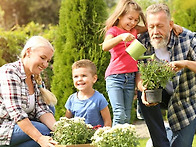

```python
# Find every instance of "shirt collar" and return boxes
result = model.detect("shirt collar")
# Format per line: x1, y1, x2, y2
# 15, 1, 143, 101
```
18, 59, 27, 80
167, 30, 176, 50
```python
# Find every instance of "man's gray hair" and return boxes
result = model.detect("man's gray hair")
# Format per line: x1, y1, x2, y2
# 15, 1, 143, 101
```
146, 3, 171, 19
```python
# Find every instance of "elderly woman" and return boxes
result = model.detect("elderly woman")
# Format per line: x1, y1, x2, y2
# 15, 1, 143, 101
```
0, 36, 58, 147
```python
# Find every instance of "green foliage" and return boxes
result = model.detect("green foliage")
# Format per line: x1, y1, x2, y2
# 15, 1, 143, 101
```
0, 22, 57, 89
171, 0, 196, 31
0, 0, 60, 30
0, 6, 4, 28
138, 60, 176, 90
53, 117, 95, 145
0, 49, 6, 66
0, 28, 26, 63
52, 0, 110, 120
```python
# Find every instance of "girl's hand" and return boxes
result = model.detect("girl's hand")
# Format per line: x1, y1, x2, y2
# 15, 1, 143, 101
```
173, 24, 183, 36
37, 135, 58, 147
120, 33, 135, 42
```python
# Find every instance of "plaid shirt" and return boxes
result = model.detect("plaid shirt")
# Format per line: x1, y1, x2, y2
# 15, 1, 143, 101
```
0, 59, 52, 145
139, 28, 196, 132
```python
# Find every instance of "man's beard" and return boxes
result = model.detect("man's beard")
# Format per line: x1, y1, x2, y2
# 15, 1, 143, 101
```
150, 34, 169, 49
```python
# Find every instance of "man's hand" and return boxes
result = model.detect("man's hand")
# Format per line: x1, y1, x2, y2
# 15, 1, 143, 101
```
141, 91, 158, 107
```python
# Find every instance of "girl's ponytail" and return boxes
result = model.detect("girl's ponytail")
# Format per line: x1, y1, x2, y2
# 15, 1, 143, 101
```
34, 74, 57, 105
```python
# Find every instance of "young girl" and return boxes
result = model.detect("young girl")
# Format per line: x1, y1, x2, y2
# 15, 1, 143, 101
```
102, 0, 146, 126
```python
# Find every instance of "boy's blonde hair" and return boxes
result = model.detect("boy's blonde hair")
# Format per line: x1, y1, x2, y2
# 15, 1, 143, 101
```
72, 59, 97, 76
103, 0, 146, 34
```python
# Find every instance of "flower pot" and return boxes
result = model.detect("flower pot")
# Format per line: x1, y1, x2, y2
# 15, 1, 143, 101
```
145, 89, 162, 103
55, 144, 93, 147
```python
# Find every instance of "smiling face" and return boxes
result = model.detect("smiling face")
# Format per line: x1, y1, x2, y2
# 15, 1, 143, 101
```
25, 47, 53, 75
147, 10, 173, 49
117, 10, 140, 31
72, 67, 97, 92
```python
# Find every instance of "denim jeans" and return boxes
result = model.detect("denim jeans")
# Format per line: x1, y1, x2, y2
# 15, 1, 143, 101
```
9, 121, 51, 147
171, 117, 196, 147
106, 73, 135, 126
138, 90, 170, 147
0, 106, 55, 147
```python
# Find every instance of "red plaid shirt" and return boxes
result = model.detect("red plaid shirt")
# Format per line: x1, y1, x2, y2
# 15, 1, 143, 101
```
0, 59, 52, 145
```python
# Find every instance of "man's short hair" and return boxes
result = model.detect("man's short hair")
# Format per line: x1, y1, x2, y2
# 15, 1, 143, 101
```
146, 3, 171, 19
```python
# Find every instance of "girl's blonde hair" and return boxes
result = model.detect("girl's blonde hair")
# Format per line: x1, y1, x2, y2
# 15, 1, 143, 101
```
22, 36, 57, 105
103, 0, 146, 34
34, 74, 57, 105
21, 36, 54, 59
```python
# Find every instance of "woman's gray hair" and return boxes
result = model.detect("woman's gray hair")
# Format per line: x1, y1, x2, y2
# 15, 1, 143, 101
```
146, 3, 171, 20
21, 36, 54, 58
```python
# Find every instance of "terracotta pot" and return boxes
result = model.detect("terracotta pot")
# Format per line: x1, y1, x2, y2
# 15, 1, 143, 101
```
145, 89, 162, 103
55, 144, 93, 147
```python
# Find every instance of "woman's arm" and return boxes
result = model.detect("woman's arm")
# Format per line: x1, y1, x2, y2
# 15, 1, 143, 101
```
100, 106, 112, 127
39, 112, 56, 131
17, 118, 57, 147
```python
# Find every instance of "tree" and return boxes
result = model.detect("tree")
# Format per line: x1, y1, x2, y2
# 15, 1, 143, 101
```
0, 0, 61, 30
51, 0, 110, 119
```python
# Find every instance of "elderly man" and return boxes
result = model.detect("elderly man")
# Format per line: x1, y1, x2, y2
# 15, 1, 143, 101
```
136, 3, 196, 147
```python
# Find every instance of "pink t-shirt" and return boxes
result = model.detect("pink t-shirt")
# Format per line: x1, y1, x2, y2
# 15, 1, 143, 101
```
105, 26, 138, 78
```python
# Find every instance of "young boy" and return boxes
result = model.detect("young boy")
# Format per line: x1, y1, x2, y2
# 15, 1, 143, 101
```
65, 59, 112, 127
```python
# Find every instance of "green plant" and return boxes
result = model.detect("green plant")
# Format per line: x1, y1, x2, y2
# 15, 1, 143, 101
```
51, 0, 110, 120
52, 117, 95, 145
138, 59, 176, 90
91, 123, 139, 147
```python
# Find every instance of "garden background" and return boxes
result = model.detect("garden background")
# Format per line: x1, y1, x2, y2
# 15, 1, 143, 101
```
0, 0, 195, 146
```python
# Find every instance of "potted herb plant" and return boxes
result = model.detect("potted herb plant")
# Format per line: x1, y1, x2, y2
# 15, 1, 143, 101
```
138, 59, 176, 103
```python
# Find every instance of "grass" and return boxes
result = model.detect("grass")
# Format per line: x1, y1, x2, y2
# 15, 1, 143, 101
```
138, 135, 196, 147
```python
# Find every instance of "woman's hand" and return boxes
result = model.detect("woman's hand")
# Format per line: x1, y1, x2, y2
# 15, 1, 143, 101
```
120, 33, 135, 42
37, 135, 58, 147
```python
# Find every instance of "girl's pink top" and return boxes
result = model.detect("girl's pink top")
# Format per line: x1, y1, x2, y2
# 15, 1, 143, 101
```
105, 26, 138, 78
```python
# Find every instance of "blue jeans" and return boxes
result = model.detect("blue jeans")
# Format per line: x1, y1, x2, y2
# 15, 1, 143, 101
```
9, 121, 51, 147
171, 117, 196, 147
106, 73, 135, 126
0, 106, 55, 147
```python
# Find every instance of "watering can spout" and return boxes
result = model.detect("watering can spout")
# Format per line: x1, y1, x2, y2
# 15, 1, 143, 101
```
137, 54, 156, 60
